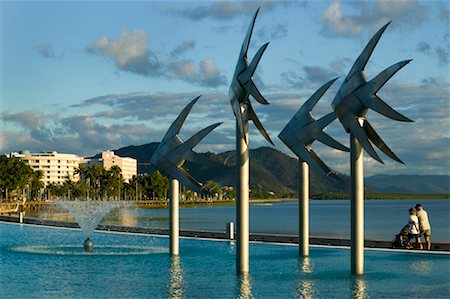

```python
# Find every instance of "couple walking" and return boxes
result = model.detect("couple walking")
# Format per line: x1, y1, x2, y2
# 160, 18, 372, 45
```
408, 204, 431, 250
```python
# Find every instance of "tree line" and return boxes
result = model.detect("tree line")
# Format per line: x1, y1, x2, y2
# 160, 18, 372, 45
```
0, 155, 234, 201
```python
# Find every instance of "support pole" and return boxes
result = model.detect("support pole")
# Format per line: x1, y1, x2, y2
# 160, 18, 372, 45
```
350, 133, 364, 275
170, 178, 180, 255
299, 160, 309, 256
236, 115, 249, 274
227, 222, 235, 240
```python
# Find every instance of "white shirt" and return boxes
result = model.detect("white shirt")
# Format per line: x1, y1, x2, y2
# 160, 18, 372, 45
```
409, 215, 420, 234
417, 209, 431, 231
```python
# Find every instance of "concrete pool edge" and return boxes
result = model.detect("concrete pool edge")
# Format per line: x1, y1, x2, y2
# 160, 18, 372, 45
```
1, 215, 449, 253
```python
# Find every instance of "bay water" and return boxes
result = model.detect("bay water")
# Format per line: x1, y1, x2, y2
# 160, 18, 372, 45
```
29, 199, 449, 242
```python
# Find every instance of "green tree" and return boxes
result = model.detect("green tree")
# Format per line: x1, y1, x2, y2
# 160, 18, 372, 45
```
0, 155, 35, 199
30, 170, 44, 199
74, 164, 125, 199
203, 180, 222, 195
104, 165, 123, 199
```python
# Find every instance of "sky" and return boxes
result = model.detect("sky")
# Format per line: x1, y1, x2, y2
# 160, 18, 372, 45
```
1, 0, 449, 177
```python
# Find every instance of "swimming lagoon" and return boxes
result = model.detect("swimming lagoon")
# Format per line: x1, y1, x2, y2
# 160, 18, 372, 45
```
1, 222, 449, 298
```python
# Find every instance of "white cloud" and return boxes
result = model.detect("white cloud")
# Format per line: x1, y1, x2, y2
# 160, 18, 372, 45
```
87, 31, 161, 76
2, 76, 449, 176
87, 31, 226, 87
320, 0, 428, 38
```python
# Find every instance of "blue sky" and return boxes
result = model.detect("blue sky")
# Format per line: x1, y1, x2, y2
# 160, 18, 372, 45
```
1, 0, 449, 176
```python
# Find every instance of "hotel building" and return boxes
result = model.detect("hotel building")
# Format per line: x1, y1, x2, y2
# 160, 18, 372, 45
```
6, 151, 84, 186
85, 150, 137, 183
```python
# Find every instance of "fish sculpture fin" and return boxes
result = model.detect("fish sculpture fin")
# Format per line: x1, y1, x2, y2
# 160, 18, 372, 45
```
244, 79, 269, 105
247, 102, 273, 145
309, 148, 333, 176
346, 22, 391, 80
166, 166, 203, 193
344, 115, 383, 163
363, 120, 404, 164
303, 78, 339, 112
162, 96, 200, 144
239, 8, 260, 59
356, 60, 413, 122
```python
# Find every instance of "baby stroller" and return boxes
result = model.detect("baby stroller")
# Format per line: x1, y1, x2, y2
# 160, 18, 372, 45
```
392, 225, 411, 249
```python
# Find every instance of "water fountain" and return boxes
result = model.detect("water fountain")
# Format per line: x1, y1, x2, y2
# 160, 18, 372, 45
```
57, 200, 123, 252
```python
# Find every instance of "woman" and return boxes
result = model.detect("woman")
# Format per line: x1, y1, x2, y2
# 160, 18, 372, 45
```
408, 208, 423, 249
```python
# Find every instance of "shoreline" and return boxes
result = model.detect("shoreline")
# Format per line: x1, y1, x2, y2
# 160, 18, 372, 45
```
1, 196, 449, 213
1, 215, 449, 253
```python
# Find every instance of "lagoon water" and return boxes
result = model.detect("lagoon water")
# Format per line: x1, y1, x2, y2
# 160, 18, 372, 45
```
1, 222, 449, 298
31, 199, 450, 242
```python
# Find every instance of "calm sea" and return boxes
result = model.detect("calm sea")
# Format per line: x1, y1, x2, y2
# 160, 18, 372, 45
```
30, 199, 450, 242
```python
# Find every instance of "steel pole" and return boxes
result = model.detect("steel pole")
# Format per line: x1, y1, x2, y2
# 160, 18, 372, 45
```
299, 160, 309, 256
350, 133, 364, 275
170, 178, 180, 255
236, 114, 249, 274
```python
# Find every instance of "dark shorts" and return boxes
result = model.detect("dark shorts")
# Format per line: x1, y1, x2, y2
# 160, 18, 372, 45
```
408, 233, 420, 239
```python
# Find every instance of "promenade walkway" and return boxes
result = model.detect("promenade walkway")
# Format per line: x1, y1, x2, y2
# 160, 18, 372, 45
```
1, 215, 448, 252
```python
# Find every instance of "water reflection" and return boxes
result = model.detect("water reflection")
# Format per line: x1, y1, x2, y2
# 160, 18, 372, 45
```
168, 256, 184, 299
229, 240, 235, 254
237, 273, 253, 299
351, 277, 368, 299
296, 257, 317, 299
410, 260, 432, 273
300, 257, 313, 273
117, 208, 138, 227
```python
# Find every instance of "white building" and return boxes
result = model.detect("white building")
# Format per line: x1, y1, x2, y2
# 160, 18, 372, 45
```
85, 150, 137, 183
6, 151, 84, 185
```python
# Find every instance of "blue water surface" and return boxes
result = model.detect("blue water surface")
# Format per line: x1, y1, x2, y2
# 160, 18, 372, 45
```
1, 222, 449, 298
29, 199, 450, 242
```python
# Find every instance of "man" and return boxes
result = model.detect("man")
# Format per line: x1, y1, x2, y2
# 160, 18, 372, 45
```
415, 203, 431, 250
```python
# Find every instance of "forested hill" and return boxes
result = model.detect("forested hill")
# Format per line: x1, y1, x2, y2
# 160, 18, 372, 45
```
100, 143, 349, 195
98, 143, 449, 195
366, 174, 450, 194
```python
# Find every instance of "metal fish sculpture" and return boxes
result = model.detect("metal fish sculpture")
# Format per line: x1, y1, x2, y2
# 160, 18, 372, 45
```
150, 96, 221, 192
229, 8, 273, 145
331, 22, 413, 164
279, 78, 349, 176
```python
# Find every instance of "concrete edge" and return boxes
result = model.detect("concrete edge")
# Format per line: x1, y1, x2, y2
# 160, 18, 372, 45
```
1, 215, 449, 253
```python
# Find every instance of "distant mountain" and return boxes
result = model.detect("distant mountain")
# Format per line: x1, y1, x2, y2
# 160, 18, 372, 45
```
96, 143, 449, 195
366, 174, 450, 194
103, 143, 349, 195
